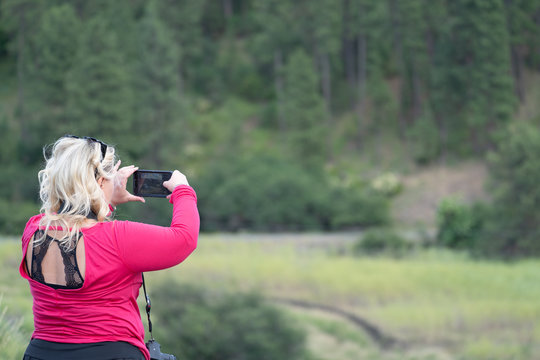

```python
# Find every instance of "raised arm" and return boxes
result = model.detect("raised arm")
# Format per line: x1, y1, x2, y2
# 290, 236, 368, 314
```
113, 184, 200, 273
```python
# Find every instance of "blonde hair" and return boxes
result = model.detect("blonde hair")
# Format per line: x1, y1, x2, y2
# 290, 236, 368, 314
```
36, 136, 117, 250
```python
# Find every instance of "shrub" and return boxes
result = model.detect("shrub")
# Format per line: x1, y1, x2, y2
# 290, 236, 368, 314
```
436, 198, 483, 250
329, 187, 389, 229
196, 152, 388, 232
353, 228, 410, 256
478, 122, 540, 258
370, 172, 403, 197
150, 283, 309, 360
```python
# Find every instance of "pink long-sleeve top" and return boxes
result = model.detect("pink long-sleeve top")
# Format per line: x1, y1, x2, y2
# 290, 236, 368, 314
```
19, 185, 199, 360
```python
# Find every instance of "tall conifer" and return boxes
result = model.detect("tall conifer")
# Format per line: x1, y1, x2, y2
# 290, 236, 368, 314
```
134, 0, 182, 166
65, 15, 133, 141
282, 49, 327, 169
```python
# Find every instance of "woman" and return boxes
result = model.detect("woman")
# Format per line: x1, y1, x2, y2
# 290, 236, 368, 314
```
19, 135, 200, 360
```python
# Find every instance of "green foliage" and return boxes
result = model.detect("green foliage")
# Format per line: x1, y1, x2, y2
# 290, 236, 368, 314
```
282, 49, 328, 169
0, 300, 27, 360
436, 198, 483, 250
151, 283, 309, 360
0, 0, 535, 234
66, 14, 133, 141
133, 0, 183, 164
0, 198, 38, 235
30, 4, 80, 109
353, 228, 410, 256
433, 0, 516, 152
477, 122, 540, 258
329, 186, 389, 229
196, 152, 329, 231
407, 107, 440, 164
196, 152, 388, 232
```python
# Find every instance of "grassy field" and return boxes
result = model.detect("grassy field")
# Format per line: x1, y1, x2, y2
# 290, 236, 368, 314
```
1, 233, 540, 360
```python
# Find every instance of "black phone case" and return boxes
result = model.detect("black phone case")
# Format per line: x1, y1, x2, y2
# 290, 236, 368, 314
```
133, 170, 173, 198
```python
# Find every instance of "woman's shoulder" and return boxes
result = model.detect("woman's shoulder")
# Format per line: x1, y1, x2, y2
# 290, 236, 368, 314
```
24, 214, 44, 231
21, 214, 44, 244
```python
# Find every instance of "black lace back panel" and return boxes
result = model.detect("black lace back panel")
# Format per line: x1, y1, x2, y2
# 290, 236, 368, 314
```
30, 230, 84, 289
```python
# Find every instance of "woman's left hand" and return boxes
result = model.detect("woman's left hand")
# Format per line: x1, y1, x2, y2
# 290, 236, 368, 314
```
110, 161, 145, 207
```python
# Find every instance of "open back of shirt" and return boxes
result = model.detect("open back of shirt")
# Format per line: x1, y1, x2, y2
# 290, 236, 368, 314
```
25, 229, 86, 290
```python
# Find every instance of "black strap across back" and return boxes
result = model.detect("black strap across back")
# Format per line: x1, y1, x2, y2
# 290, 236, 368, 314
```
30, 229, 84, 289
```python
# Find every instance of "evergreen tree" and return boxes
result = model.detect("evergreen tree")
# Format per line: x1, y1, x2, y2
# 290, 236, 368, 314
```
348, 0, 396, 157
298, 0, 342, 117
282, 49, 327, 169
28, 4, 80, 138
447, 0, 516, 152
1, 0, 45, 155
134, 0, 183, 166
504, 0, 540, 101
155, 0, 206, 95
394, 0, 429, 124
65, 14, 133, 142
252, 0, 298, 132
479, 122, 540, 258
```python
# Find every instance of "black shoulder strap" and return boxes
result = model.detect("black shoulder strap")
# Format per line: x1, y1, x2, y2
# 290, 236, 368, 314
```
142, 273, 154, 341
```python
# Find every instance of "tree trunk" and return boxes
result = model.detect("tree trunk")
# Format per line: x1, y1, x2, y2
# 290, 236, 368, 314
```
223, 0, 233, 19
342, 0, 355, 88
177, 62, 184, 97
437, 114, 448, 166
16, 9, 28, 145
510, 45, 525, 102
412, 67, 422, 120
356, 35, 367, 149
389, 0, 406, 138
274, 49, 286, 133
320, 51, 332, 120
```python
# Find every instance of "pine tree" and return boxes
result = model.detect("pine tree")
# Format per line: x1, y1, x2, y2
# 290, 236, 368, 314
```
65, 14, 133, 142
1, 0, 45, 153
504, 0, 540, 101
134, 0, 183, 166
448, 0, 516, 152
28, 4, 80, 136
155, 0, 206, 95
348, 0, 396, 153
252, 0, 298, 132
282, 49, 327, 169
394, 0, 429, 123
299, 0, 342, 118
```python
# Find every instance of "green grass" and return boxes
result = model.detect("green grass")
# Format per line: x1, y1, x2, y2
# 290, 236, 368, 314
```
2, 233, 540, 360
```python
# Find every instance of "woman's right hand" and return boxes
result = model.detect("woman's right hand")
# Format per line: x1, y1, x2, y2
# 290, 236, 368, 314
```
163, 170, 189, 194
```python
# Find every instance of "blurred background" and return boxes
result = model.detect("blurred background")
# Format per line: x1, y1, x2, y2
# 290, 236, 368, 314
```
1, 0, 540, 359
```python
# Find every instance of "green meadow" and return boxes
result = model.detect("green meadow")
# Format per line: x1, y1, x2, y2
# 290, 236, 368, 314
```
2, 233, 540, 360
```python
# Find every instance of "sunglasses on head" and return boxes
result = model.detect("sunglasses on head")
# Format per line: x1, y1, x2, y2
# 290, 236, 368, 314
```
64, 135, 108, 160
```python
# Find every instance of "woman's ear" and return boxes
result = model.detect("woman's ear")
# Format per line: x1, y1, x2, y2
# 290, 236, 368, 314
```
97, 177, 104, 188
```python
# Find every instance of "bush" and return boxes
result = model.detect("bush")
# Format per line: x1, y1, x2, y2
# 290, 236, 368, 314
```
478, 122, 540, 258
353, 228, 410, 256
196, 152, 388, 232
151, 283, 309, 360
436, 198, 483, 250
329, 187, 389, 229
370, 172, 403, 197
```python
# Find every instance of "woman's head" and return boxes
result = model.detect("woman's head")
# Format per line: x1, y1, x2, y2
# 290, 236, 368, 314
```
37, 135, 117, 248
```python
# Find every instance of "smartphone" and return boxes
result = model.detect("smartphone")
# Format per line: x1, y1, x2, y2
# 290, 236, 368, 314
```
133, 170, 173, 198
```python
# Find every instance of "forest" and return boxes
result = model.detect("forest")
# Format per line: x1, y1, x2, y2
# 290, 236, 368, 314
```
2, 1, 540, 359
1, 0, 540, 257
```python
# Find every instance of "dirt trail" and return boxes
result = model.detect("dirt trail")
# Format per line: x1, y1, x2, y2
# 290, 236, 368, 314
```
271, 297, 401, 349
